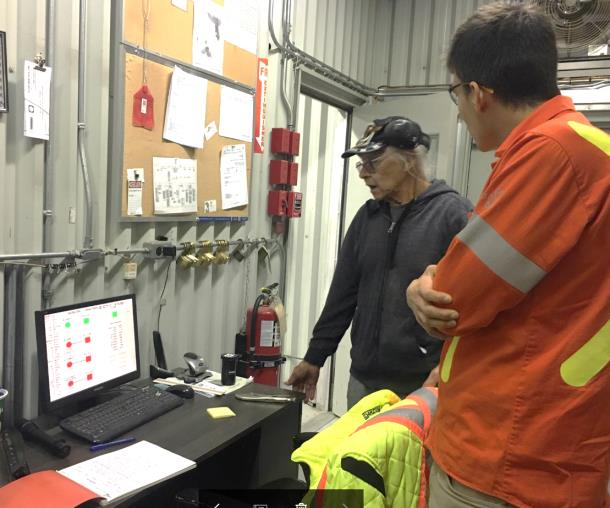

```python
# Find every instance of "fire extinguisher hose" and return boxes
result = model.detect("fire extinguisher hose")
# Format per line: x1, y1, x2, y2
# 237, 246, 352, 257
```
249, 293, 267, 354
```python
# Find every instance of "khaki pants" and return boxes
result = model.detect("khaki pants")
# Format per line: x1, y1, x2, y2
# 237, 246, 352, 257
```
429, 462, 514, 508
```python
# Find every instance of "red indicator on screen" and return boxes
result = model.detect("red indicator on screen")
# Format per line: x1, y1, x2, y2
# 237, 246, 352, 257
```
67, 361, 73, 368
87, 373, 93, 381
68, 380, 74, 387
66, 341, 72, 348
86, 356, 91, 362
85, 337, 91, 343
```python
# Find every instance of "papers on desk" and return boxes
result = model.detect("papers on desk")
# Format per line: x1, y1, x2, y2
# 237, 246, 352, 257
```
59, 441, 195, 505
155, 370, 253, 396
0, 441, 195, 507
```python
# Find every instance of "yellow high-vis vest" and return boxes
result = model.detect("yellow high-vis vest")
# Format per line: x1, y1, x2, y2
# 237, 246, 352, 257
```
292, 387, 437, 507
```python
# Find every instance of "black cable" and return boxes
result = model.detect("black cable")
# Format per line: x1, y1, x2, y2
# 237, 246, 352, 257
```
157, 260, 173, 331
249, 293, 267, 354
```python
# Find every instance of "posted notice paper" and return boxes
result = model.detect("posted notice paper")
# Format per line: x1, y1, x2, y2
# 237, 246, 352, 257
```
163, 66, 207, 149
153, 157, 197, 214
224, 0, 259, 55
126, 168, 144, 216
219, 86, 253, 142
24, 60, 52, 140
220, 144, 248, 210
193, 0, 224, 74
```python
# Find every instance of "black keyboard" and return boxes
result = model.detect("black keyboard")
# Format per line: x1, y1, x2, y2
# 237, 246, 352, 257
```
60, 386, 184, 443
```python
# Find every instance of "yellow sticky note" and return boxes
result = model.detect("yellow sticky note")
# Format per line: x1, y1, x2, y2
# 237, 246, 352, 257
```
206, 407, 236, 419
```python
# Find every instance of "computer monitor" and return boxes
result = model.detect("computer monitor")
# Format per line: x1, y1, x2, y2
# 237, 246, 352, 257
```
35, 294, 140, 412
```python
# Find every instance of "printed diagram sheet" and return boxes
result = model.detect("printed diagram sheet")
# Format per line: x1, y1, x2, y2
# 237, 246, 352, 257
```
193, 0, 224, 74
153, 157, 197, 214
163, 66, 208, 149
220, 144, 248, 210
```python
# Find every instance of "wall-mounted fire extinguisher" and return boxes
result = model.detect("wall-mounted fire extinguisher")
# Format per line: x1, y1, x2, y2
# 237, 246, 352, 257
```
235, 283, 285, 386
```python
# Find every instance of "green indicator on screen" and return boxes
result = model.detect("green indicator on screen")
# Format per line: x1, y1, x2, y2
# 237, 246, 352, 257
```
65, 322, 71, 328
112, 311, 118, 318
83, 317, 90, 325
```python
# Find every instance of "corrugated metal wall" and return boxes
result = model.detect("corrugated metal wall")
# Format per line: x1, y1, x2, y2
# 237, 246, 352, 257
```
388, 0, 491, 86
291, 0, 393, 87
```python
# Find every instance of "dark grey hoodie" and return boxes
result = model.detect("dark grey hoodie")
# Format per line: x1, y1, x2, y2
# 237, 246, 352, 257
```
304, 180, 472, 395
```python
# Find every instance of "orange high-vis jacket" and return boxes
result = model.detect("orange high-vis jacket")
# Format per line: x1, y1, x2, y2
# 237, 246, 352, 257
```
428, 95, 610, 508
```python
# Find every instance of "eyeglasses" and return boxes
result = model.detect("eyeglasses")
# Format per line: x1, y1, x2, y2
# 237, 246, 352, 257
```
355, 154, 385, 173
448, 82, 469, 105
448, 82, 495, 105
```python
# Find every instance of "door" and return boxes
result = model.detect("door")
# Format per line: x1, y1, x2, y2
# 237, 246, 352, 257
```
282, 94, 348, 412
331, 91, 459, 416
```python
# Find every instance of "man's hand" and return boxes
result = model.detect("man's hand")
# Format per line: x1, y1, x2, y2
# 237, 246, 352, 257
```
406, 265, 458, 339
286, 361, 320, 402
422, 366, 440, 387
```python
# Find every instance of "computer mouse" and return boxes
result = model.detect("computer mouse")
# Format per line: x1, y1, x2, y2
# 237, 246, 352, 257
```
166, 384, 194, 399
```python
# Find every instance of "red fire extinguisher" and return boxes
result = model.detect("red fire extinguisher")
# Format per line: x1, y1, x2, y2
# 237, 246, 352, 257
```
237, 283, 286, 386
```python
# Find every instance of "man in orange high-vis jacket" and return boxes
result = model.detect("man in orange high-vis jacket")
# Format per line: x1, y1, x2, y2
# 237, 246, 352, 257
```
406, 4, 610, 508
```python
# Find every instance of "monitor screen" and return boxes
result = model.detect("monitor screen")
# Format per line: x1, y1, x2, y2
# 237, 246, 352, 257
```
35, 294, 140, 412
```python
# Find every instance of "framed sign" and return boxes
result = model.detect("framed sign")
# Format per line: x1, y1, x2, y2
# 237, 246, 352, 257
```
0, 31, 7, 112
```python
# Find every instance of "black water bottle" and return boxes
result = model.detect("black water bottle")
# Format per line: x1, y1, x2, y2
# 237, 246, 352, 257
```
221, 353, 239, 385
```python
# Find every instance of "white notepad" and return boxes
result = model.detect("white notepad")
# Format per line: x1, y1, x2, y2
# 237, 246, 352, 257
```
58, 441, 196, 505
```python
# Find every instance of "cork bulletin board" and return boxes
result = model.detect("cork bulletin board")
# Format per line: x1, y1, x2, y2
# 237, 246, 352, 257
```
120, 0, 258, 219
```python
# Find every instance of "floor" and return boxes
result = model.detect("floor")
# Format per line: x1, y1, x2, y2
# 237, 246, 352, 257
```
300, 402, 338, 433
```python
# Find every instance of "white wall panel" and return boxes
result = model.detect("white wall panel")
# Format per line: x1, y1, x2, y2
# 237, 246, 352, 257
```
281, 95, 346, 411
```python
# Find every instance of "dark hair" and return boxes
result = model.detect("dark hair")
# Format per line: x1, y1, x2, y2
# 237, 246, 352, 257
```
447, 2, 560, 107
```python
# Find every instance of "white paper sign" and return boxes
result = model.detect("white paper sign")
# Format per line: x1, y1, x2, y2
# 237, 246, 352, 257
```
163, 66, 208, 149
219, 86, 253, 142
153, 157, 197, 214
224, 0, 259, 55
220, 144, 248, 210
127, 168, 144, 216
24, 61, 52, 140
193, 0, 224, 74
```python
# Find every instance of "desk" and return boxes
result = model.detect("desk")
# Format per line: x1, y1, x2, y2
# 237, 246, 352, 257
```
0, 383, 302, 507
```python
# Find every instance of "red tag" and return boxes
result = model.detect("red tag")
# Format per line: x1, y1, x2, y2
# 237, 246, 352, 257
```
132, 85, 154, 130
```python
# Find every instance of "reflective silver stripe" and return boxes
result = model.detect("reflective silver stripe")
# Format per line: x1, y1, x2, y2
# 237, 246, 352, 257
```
375, 407, 424, 428
457, 213, 546, 293
409, 387, 437, 414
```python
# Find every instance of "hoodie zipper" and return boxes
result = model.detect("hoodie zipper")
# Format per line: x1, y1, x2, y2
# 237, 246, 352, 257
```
371, 206, 411, 371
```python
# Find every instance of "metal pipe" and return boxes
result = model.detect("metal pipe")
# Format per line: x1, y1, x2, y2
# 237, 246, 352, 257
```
78, 0, 94, 248
42, 0, 56, 310
0, 238, 272, 263
292, 64, 302, 128
2, 267, 24, 427
271, 0, 294, 127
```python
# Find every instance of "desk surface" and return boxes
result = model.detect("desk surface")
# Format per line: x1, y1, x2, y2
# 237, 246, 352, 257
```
0, 382, 302, 503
